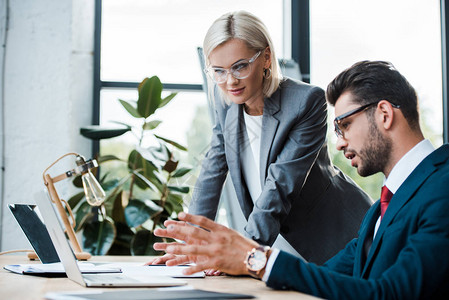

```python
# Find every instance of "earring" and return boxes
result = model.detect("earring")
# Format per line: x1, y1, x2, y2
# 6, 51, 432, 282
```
263, 68, 272, 79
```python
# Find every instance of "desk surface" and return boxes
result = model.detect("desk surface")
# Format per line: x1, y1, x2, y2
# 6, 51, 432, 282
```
0, 255, 318, 300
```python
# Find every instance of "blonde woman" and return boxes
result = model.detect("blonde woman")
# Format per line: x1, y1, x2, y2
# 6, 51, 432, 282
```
153, 11, 371, 269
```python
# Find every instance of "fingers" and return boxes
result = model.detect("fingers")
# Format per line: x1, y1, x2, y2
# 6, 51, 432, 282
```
144, 253, 176, 265
180, 260, 226, 276
153, 241, 182, 251
163, 219, 186, 227
178, 212, 226, 232
156, 213, 228, 244
205, 269, 224, 276
181, 263, 210, 275
156, 221, 214, 244
164, 255, 191, 266
154, 228, 187, 241
167, 224, 214, 244
165, 243, 216, 257
143, 258, 158, 265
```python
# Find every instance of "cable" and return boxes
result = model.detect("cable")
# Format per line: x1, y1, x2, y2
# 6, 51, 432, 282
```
0, 249, 34, 255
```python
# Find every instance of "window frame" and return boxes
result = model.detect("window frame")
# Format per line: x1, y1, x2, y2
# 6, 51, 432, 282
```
91, 0, 311, 154
93, 0, 447, 146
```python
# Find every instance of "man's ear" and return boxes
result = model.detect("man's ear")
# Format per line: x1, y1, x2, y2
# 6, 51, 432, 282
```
377, 100, 395, 130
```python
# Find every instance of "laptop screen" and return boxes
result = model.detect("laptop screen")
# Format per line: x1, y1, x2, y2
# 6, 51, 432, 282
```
8, 203, 60, 264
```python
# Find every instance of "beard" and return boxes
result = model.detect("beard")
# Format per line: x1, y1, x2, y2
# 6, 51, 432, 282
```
356, 122, 392, 177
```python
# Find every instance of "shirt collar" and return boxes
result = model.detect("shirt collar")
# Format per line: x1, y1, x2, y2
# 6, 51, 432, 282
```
384, 139, 434, 193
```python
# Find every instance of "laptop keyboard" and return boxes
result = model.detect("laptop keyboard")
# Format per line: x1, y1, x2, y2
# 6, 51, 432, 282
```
83, 273, 141, 283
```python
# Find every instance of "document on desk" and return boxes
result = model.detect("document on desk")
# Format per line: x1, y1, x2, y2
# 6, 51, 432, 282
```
44, 286, 255, 300
3, 262, 121, 276
99, 262, 206, 278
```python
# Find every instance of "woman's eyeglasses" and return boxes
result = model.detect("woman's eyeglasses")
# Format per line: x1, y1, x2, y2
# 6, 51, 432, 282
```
204, 50, 262, 84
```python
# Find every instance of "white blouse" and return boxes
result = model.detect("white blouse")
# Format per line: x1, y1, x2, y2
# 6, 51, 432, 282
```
241, 110, 301, 258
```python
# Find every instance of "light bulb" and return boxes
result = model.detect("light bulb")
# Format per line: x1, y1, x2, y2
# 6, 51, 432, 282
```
81, 170, 106, 206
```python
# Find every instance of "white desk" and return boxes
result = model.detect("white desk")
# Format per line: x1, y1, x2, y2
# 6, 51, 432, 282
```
0, 255, 319, 299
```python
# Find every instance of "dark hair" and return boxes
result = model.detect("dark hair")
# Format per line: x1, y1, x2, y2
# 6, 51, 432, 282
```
326, 60, 420, 130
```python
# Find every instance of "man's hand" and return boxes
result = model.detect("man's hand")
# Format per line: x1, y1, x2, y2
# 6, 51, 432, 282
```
144, 254, 190, 266
153, 212, 259, 276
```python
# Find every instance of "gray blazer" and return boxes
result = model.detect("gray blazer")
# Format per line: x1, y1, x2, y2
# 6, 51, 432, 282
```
189, 78, 372, 265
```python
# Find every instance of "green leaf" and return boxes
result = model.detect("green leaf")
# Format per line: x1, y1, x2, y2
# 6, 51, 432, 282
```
110, 120, 133, 128
107, 222, 134, 255
129, 149, 157, 171
100, 178, 120, 191
167, 185, 190, 194
124, 199, 163, 228
137, 76, 163, 118
128, 150, 160, 190
171, 167, 192, 178
137, 144, 169, 168
97, 155, 122, 164
143, 120, 162, 130
80, 125, 131, 140
165, 193, 184, 215
72, 175, 83, 188
131, 229, 164, 255
73, 201, 92, 232
154, 134, 187, 151
111, 192, 126, 223
132, 170, 163, 193
159, 92, 177, 108
68, 191, 85, 209
82, 216, 116, 255
119, 99, 142, 118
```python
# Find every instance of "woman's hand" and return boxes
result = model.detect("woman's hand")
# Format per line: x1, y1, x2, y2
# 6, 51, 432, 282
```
205, 269, 225, 276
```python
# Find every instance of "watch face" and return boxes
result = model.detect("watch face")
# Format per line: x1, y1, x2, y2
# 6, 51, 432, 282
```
247, 250, 267, 271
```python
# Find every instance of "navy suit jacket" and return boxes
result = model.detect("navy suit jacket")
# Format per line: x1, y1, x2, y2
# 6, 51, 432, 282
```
267, 144, 449, 299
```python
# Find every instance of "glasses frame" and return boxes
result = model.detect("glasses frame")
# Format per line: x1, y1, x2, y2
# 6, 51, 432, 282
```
334, 100, 401, 138
204, 50, 262, 84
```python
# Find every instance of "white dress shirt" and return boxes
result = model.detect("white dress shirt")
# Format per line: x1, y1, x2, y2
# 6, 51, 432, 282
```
263, 139, 435, 282
373, 139, 434, 238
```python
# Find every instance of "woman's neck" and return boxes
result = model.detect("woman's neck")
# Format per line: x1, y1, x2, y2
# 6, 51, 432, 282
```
243, 98, 264, 116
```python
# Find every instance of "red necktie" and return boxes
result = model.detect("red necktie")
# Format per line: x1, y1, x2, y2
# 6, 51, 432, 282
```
380, 185, 393, 219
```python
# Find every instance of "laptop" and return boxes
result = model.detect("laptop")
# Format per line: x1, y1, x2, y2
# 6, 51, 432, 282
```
8, 203, 60, 264
34, 189, 187, 288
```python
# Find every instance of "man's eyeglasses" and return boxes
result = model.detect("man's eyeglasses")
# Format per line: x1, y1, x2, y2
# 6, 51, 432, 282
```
334, 101, 400, 138
204, 50, 262, 84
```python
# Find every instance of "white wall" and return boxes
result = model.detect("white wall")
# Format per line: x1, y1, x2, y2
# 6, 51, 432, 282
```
0, 0, 95, 251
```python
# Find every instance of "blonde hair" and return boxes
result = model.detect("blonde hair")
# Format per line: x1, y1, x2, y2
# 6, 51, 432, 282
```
203, 11, 282, 105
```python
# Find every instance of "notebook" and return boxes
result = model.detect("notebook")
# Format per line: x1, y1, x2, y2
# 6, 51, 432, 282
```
34, 189, 186, 288
8, 203, 60, 264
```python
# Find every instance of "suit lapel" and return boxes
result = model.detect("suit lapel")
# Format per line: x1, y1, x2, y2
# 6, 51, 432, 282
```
259, 91, 281, 185
353, 202, 380, 277
361, 146, 449, 277
224, 104, 253, 217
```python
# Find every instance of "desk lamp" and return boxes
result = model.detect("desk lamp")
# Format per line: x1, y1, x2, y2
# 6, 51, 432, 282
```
32, 153, 106, 260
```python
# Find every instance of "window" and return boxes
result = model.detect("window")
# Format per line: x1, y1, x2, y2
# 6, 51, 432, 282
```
310, 0, 443, 198
101, 0, 285, 84
97, 0, 285, 214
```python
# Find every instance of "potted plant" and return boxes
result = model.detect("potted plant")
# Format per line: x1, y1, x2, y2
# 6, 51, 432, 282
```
68, 76, 192, 255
